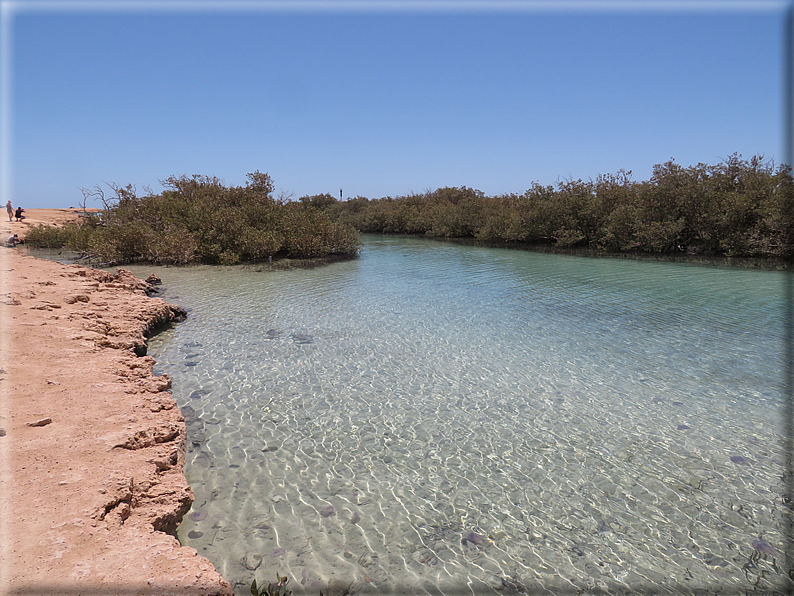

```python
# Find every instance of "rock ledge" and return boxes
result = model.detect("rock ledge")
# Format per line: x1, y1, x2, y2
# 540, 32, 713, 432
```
1, 251, 232, 595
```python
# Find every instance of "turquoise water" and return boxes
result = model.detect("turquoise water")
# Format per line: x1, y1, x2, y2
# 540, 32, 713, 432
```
123, 236, 786, 594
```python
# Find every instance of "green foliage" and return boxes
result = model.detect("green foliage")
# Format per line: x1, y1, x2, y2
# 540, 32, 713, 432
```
280, 204, 361, 259
299, 193, 338, 210
44, 172, 361, 265
23, 223, 75, 248
327, 155, 793, 260
23, 218, 102, 256
251, 574, 291, 596
33, 156, 792, 262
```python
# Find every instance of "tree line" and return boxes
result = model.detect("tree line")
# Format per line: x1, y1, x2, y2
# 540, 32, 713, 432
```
316, 155, 792, 260
25, 156, 792, 265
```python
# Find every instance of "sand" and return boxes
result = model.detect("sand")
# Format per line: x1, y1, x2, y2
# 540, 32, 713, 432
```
0, 210, 233, 595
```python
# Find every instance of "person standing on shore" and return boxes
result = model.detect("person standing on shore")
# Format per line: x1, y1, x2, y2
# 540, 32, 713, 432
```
6, 200, 13, 222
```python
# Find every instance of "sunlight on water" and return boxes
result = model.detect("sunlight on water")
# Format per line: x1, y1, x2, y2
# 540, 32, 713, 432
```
125, 236, 787, 595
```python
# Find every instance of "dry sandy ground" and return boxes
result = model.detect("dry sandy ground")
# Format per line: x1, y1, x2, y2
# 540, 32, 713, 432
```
0, 210, 233, 595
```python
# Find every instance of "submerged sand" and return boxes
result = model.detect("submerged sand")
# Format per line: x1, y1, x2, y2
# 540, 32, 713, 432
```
0, 210, 233, 595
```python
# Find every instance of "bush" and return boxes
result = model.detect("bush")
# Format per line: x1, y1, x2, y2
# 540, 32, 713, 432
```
45, 172, 361, 266
327, 155, 792, 260
23, 223, 74, 248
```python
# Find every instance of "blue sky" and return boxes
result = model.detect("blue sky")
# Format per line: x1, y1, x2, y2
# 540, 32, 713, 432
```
1, 0, 789, 208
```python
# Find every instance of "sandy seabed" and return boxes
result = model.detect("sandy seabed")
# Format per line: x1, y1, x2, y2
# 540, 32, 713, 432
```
0, 210, 233, 595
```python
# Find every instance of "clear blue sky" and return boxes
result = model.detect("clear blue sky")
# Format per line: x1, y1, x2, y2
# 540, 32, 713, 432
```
1, 1, 789, 208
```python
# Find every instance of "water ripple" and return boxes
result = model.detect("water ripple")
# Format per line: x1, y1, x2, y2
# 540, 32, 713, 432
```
135, 236, 786, 595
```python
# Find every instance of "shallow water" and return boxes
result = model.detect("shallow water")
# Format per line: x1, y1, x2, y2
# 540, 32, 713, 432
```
120, 236, 786, 595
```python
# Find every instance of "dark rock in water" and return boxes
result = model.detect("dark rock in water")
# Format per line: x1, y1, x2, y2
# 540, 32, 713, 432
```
499, 576, 527, 593
730, 455, 749, 465
291, 333, 313, 344
596, 520, 610, 534
751, 538, 776, 556
672, 401, 684, 406
462, 531, 486, 546
264, 329, 281, 339
189, 510, 207, 521
702, 552, 730, 567
229, 464, 240, 469
571, 545, 585, 556
383, 455, 393, 464
181, 405, 197, 422
187, 530, 203, 539
320, 505, 336, 518
190, 431, 207, 446
351, 512, 361, 524
185, 361, 199, 367
677, 424, 690, 430
145, 274, 162, 285
263, 445, 279, 452
184, 341, 202, 348
325, 578, 354, 596
186, 419, 202, 431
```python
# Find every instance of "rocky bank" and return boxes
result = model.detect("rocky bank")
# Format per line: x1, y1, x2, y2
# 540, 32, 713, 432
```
0, 214, 233, 595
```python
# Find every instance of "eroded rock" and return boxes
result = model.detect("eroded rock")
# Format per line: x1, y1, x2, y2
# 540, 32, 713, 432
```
4, 249, 232, 595
26, 417, 52, 427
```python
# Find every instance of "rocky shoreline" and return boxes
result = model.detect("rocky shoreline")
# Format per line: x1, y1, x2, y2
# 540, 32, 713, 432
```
1, 214, 233, 595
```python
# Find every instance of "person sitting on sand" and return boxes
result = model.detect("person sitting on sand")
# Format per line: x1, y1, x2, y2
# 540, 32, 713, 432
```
6, 200, 12, 222
7, 234, 19, 247
14, 207, 25, 222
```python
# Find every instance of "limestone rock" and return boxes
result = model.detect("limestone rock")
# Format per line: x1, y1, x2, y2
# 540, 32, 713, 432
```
26, 417, 52, 427
3, 241, 232, 595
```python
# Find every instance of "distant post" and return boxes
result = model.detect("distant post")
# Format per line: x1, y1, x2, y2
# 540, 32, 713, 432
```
340, 188, 343, 201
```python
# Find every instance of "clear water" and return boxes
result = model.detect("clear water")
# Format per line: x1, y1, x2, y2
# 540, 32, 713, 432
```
121, 236, 787, 595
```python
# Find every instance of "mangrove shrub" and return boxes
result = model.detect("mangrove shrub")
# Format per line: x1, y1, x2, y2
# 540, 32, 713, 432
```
327, 155, 792, 259
26, 172, 361, 265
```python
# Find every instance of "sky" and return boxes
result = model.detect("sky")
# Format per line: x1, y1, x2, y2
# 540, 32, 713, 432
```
1, 0, 790, 208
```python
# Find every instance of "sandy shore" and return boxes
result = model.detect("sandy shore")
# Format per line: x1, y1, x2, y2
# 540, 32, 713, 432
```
0, 210, 233, 595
